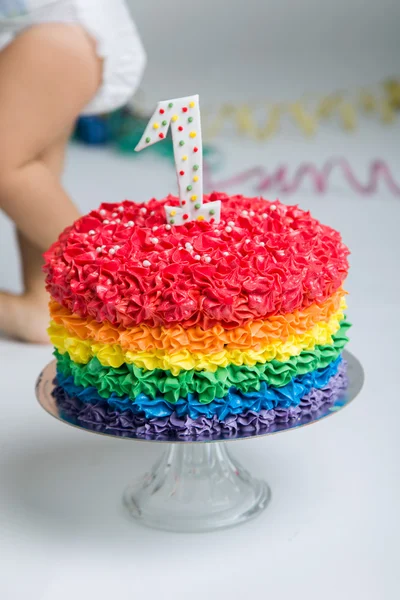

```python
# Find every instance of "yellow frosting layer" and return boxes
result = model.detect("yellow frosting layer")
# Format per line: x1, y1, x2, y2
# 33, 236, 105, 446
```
48, 308, 344, 375
49, 291, 346, 354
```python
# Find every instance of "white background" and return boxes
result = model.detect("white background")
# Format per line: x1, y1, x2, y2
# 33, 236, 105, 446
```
0, 1, 399, 599
129, 0, 400, 102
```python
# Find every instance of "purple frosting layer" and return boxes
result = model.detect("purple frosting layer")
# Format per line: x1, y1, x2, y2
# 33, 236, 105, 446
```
53, 361, 348, 440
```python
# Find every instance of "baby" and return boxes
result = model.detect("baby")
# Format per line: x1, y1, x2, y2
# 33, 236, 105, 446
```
0, 0, 146, 342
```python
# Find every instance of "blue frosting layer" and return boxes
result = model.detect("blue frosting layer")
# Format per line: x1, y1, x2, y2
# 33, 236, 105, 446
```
55, 356, 342, 420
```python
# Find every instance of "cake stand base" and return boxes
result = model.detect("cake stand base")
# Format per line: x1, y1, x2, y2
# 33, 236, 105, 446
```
123, 442, 270, 532
35, 351, 364, 533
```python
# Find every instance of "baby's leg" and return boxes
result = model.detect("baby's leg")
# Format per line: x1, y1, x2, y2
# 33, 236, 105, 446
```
0, 129, 74, 343
0, 232, 52, 343
0, 23, 102, 342
0, 23, 102, 249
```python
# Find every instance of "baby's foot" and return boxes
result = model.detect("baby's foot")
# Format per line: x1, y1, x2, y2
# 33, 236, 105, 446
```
0, 291, 49, 344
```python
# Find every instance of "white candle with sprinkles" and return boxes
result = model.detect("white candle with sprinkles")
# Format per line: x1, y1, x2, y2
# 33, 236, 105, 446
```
135, 94, 221, 226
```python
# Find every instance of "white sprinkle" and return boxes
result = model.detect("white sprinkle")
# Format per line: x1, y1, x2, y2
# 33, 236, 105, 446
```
101, 245, 106, 249
151, 237, 159, 244
100, 209, 106, 216
88, 230, 95, 235
260, 241, 265, 247
249, 211, 255, 217
143, 260, 151, 267
118, 206, 124, 212
242, 210, 249, 216
103, 219, 109, 224
112, 212, 117, 218
225, 226, 232, 233
223, 251, 229, 256
116, 218, 121, 223
150, 211, 155, 216
270, 205, 276, 211
111, 220, 116, 225
245, 238, 251, 243
114, 245, 120, 250
152, 226, 158, 232
165, 224, 171, 230
185, 242, 193, 250
109, 248, 116, 255
124, 223, 129, 227
127, 221, 134, 227
262, 213, 268, 219
140, 207, 147, 214
228, 221, 235, 227
194, 254, 201, 261
96, 247, 102, 253
204, 256, 211, 263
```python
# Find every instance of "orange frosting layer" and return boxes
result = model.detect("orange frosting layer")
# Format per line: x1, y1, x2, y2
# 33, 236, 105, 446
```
49, 288, 346, 355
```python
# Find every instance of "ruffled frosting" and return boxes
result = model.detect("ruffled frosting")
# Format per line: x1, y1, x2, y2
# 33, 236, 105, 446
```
53, 360, 348, 439
49, 292, 346, 353
54, 355, 344, 422
44, 194, 350, 329
55, 320, 350, 403
48, 310, 345, 373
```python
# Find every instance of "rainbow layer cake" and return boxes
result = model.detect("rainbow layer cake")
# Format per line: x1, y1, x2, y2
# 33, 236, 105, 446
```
44, 194, 350, 438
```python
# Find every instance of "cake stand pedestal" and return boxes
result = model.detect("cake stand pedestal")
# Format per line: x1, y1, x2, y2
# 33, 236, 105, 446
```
123, 442, 269, 532
35, 350, 363, 533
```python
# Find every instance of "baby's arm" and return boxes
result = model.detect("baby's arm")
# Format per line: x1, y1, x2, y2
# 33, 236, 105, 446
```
0, 23, 102, 251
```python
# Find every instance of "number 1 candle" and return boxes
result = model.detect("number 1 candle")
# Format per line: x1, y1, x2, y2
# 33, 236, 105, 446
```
135, 94, 221, 226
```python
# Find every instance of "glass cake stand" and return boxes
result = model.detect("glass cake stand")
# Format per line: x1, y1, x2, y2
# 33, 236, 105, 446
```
35, 350, 363, 533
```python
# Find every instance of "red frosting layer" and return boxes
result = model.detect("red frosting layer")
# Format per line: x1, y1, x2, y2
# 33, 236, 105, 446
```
44, 194, 349, 329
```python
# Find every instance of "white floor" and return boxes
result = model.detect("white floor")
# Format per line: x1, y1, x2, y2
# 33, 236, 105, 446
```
0, 117, 399, 599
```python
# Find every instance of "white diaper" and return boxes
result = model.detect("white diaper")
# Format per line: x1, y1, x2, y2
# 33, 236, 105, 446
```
0, 0, 146, 114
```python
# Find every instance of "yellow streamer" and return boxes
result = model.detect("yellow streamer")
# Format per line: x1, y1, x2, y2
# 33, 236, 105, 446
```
200, 79, 400, 141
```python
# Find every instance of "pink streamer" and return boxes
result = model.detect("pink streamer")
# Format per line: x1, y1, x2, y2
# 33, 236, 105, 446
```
203, 158, 400, 196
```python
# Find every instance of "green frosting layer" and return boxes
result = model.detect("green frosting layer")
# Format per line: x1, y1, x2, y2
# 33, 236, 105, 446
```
55, 321, 350, 404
